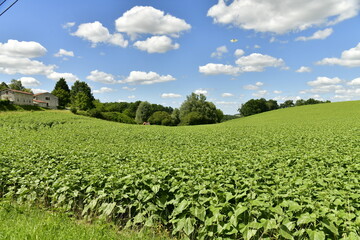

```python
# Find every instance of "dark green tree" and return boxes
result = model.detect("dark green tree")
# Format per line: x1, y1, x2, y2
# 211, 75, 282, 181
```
171, 108, 180, 125
280, 100, 294, 108
238, 98, 268, 117
73, 92, 93, 110
52, 78, 71, 107
148, 111, 172, 125
0, 82, 9, 91
70, 81, 94, 110
8, 79, 33, 93
135, 101, 152, 123
266, 99, 279, 111
179, 93, 219, 125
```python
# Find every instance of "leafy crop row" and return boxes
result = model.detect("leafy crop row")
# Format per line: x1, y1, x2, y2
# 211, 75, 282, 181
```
1, 102, 360, 239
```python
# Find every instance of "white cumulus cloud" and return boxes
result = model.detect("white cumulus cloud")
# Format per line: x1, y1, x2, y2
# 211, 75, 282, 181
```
133, 35, 179, 53
222, 93, 234, 97
19, 77, 40, 87
296, 28, 333, 41
194, 89, 208, 96
86, 70, 118, 84
347, 77, 360, 85
207, 0, 360, 34
317, 42, 360, 67
93, 87, 116, 94
211, 45, 228, 58
235, 53, 286, 72
115, 6, 191, 39
0, 40, 54, 75
199, 63, 241, 76
307, 77, 343, 86
161, 93, 182, 98
296, 66, 312, 73
234, 49, 245, 57
31, 89, 48, 94
47, 72, 79, 83
54, 49, 74, 58
121, 71, 176, 85
72, 21, 128, 48
63, 22, 75, 29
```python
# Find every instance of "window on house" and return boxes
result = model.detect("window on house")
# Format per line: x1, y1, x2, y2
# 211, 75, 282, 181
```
45, 97, 50, 100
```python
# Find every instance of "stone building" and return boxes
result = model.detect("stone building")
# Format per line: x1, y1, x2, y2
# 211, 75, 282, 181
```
33, 92, 59, 109
0, 89, 34, 105
0, 89, 59, 109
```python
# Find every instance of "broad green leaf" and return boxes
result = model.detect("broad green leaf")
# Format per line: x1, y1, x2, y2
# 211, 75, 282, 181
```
279, 224, 294, 240
306, 229, 325, 240
183, 218, 196, 236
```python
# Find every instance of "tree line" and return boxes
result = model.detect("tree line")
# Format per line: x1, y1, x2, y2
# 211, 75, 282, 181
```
51, 78, 224, 126
239, 98, 331, 117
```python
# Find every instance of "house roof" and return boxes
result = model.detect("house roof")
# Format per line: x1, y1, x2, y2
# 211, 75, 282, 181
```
33, 99, 47, 103
1, 89, 34, 96
34, 92, 50, 96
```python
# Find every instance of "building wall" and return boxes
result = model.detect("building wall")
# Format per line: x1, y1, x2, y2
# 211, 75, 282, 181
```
0, 90, 33, 105
34, 93, 59, 109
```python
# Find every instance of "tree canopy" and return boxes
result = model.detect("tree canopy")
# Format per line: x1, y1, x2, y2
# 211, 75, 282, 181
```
8, 79, 33, 93
52, 78, 71, 107
179, 93, 223, 125
70, 81, 94, 110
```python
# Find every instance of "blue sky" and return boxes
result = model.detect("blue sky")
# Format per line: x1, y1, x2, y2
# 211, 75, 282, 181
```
1, 0, 360, 114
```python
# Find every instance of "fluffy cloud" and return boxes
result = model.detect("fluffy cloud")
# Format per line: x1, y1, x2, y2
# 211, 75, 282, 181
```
207, 0, 359, 34
73, 21, 128, 47
301, 76, 345, 94
211, 45, 228, 58
122, 86, 136, 91
307, 77, 342, 86
19, 77, 40, 87
86, 70, 118, 84
46, 72, 79, 83
273, 90, 283, 94
234, 49, 245, 57
161, 93, 182, 98
296, 28, 333, 41
222, 93, 234, 97
93, 87, 116, 94
216, 101, 238, 105
63, 22, 75, 29
296, 66, 312, 73
121, 71, 176, 85
317, 43, 360, 67
347, 77, 360, 85
0, 39, 47, 58
235, 53, 286, 72
194, 89, 208, 95
133, 35, 179, 53
252, 90, 268, 97
199, 63, 241, 76
54, 49, 74, 58
0, 40, 54, 75
243, 81, 264, 90
128, 95, 136, 99
115, 6, 191, 39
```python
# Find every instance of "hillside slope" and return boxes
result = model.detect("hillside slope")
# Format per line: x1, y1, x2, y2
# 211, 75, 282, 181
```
1, 101, 360, 239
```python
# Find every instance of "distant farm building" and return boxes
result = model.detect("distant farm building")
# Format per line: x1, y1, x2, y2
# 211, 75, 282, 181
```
33, 92, 58, 109
0, 89, 59, 109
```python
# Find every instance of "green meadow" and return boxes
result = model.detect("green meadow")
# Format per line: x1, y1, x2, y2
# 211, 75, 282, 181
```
1, 101, 360, 239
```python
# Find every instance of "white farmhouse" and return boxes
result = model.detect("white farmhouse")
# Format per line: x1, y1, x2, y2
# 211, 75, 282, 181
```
33, 92, 59, 109
0, 89, 59, 109
0, 89, 34, 105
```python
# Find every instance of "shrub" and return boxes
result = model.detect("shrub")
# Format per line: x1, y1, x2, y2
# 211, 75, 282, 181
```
148, 111, 172, 125
100, 112, 136, 124
180, 112, 206, 125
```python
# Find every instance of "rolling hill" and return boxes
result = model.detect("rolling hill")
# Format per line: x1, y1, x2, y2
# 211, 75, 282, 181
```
1, 101, 360, 239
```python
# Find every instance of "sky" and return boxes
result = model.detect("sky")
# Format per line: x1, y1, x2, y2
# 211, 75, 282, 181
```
1, 0, 360, 114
